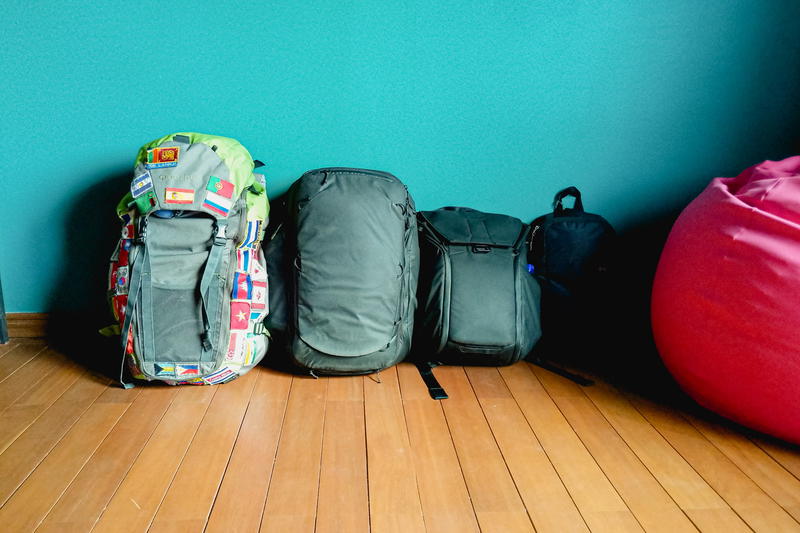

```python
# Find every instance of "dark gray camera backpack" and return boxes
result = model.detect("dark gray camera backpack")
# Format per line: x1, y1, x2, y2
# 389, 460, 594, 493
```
414, 207, 542, 395
280, 168, 420, 375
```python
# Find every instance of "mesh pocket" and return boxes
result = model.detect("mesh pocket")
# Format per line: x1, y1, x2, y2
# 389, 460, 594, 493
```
151, 288, 204, 362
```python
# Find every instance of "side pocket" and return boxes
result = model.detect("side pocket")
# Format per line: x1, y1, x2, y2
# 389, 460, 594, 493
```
516, 253, 543, 361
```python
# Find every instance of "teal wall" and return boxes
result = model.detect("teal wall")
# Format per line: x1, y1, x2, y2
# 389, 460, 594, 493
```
2, 1, 800, 313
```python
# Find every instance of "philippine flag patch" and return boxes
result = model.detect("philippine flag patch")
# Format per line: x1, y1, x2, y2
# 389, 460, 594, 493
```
176, 364, 199, 376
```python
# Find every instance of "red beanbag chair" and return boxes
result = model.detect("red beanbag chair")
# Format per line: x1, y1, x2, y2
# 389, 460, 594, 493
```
652, 156, 800, 444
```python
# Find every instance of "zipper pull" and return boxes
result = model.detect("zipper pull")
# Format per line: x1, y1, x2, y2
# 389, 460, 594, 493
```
528, 225, 540, 252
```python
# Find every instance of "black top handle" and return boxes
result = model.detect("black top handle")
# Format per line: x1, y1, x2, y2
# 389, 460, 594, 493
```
553, 186, 584, 215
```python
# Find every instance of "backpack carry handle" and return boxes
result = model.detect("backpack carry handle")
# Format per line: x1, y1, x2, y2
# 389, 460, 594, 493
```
553, 186, 584, 215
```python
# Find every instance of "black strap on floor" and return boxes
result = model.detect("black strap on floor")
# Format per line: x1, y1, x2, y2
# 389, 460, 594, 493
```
531, 357, 594, 386
416, 362, 448, 400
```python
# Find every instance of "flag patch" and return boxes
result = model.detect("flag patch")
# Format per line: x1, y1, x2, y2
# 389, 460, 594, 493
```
176, 364, 199, 376
251, 280, 267, 310
120, 210, 135, 225
204, 366, 237, 384
250, 250, 266, 280
230, 301, 250, 330
134, 190, 157, 214
232, 272, 252, 300
121, 224, 135, 240
116, 265, 129, 295
203, 191, 233, 216
236, 249, 251, 272
154, 363, 175, 377
206, 176, 234, 199
243, 338, 254, 365
238, 220, 261, 248
164, 187, 194, 204
145, 146, 180, 169
113, 294, 128, 321
226, 333, 245, 363
131, 171, 153, 198
177, 377, 205, 385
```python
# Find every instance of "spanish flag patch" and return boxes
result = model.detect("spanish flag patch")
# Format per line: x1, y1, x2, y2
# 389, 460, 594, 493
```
164, 187, 195, 204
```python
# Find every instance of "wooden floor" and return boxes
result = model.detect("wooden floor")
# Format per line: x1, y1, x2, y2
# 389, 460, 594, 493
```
1, 339, 800, 532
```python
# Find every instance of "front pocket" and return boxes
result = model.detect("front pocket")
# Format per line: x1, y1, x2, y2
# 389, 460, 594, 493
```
294, 173, 407, 357
140, 213, 218, 364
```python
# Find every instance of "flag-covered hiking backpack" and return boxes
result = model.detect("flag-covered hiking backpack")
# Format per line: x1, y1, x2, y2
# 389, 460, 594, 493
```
107, 132, 270, 386
280, 168, 420, 375
415, 207, 542, 368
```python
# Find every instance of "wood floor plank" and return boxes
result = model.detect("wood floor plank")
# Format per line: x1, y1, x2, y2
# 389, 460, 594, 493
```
0, 373, 111, 506
688, 414, 800, 522
397, 363, 481, 533
436, 365, 535, 533
754, 438, 800, 480
630, 394, 800, 532
0, 345, 58, 407
260, 376, 328, 533
0, 341, 43, 380
498, 364, 642, 533
0, 358, 84, 454
464, 366, 589, 533
364, 366, 426, 533
205, 368, 292, 533
583, 380, 752, 533
0, 341, 20, 358
315, 375, 370, 533
0, 386, 137, 531
147, 371, 259, 533
91, 386, 217, 533
530, 366, 697, 533
36, 387, 178, 533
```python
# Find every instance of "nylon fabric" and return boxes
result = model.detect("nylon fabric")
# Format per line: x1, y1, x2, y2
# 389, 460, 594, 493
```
286, 168, 419, 374
416, 207, 541, 366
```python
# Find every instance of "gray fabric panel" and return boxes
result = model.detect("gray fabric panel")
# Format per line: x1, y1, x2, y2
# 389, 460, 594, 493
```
139, 213, 228, 364
420, 208, 525, 247
418, 233, 450, 353
416, 208, 542, 366
134, 141, 231, 215
151, 287, 205, 361
293, 170, 408, 357
515, 257, 542, 360
447, 246, 517, 347
148, 215, 215, 288
290, 335, 406, 374
264, 226, 289, 333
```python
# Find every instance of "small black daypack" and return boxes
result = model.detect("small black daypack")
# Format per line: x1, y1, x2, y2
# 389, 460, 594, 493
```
527, 186, 616, 376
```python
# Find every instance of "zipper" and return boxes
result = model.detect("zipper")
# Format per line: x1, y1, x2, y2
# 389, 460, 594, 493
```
528, 225, 540, 252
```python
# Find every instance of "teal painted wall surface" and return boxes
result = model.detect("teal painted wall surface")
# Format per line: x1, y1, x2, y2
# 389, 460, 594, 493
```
2, 1, 799, 313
